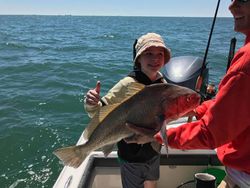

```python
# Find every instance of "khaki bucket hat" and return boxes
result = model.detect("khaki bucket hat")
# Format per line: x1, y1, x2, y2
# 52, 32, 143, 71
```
133, 32, 171, 64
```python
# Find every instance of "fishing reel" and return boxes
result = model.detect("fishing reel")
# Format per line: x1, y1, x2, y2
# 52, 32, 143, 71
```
204, 83, 216, 100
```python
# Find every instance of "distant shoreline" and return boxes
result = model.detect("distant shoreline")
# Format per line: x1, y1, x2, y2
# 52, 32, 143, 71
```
0, 14, 232, 18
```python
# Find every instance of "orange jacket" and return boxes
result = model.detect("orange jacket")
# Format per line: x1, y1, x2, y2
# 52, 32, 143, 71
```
157, 34, 250, 174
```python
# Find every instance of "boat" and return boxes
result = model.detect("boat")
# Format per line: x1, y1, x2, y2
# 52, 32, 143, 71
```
54, 1, 234, 187
53, 116, 225, 188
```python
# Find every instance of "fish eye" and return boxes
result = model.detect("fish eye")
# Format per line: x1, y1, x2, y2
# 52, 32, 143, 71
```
186, 96, 191, 102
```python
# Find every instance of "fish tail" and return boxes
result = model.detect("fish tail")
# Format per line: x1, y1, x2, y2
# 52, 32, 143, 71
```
53, 145, 89, 168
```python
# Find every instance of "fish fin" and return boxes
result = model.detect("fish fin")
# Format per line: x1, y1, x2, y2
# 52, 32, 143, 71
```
102, 144, 115, 157
83, 104, 120, 140
123, 82, 145, 100
53, 145, 88, 168
155, 115, 168, 155
126, 115, 165, 137
155, 114, 166, 132
151, 141, 162, 153
160, 121, 168, 154
125, 123, 160, 145
126, 124, 157, 137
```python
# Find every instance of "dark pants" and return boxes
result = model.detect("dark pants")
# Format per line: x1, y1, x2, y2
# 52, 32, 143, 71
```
120, 155, 160, 188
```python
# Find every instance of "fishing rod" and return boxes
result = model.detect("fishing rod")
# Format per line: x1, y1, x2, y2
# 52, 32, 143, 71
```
226, 37, 237, 72
132, 39, 138, 70
133, 39, 138, 60
187, 0, 221, 123
195, 0, 221, 93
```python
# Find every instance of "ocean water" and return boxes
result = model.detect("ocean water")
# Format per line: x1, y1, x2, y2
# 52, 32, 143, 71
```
0, 15, 245, 187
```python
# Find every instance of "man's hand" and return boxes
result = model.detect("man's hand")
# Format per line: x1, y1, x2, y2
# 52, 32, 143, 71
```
124, 123, 157, 144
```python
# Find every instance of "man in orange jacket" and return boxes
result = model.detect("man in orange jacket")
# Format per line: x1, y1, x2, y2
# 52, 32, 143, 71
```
125, 1, 250, 187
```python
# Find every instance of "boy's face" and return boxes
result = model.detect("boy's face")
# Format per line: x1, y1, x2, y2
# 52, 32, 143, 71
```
229, 0, 250, 35
138, 46, 165, 76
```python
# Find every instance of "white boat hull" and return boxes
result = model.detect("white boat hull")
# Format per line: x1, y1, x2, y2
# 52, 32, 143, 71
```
54, 118, 224, 188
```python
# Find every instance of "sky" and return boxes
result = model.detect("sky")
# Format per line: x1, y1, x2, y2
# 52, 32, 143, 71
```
0, 0, 233, 17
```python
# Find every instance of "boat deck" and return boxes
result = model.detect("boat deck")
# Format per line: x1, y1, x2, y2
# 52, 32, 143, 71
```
54, 149, 223, 188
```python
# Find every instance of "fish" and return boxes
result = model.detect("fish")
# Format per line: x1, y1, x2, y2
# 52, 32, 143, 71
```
53, 82, 200, 168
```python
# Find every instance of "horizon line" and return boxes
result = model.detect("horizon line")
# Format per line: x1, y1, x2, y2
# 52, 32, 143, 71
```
0, 14, 232, 18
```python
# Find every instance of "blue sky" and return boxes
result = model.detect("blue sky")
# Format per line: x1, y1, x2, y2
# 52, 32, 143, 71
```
0, 0, 232, 17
